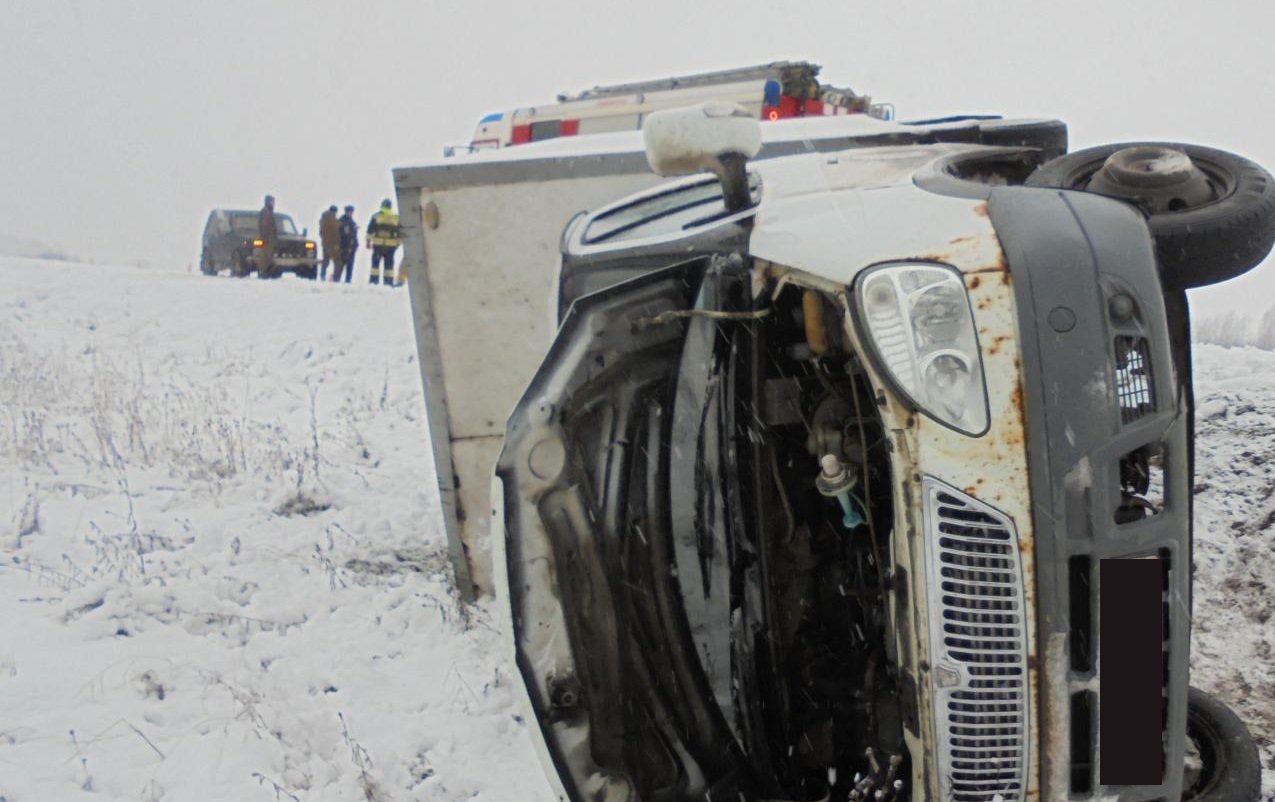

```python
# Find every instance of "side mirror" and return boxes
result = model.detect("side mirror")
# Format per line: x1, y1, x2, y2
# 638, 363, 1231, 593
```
643, 102, 762, 212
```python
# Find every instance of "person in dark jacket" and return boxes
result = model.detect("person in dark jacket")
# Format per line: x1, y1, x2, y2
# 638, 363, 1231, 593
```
257, 194, 277, 277
318, 205, 340, 281
333, 205, 358, 284
366, 198, 401, 286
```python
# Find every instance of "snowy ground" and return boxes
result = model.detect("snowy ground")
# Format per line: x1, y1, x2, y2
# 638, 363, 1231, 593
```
0, 259, 548, 801
0, 259, 1271, 800
1190, 344, 1275, 800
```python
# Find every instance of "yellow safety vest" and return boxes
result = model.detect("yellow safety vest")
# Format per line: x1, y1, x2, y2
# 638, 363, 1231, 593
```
369, 210, 401, 247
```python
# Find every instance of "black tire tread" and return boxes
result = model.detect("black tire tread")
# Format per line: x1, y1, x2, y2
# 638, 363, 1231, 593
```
1151, 183, 1275, 289
978, 119, 1069, 161
1026, 142, 1275, 290
1182, 686, 1261, 802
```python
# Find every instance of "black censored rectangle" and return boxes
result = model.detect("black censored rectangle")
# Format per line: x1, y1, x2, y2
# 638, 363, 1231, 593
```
1099, 558, 1164, 785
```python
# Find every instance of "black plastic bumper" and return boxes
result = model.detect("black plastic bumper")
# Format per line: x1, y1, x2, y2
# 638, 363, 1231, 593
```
991, 186, 1191, 802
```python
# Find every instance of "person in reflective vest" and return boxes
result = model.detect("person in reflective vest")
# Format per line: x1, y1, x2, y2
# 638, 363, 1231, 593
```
366, 198, 401, 286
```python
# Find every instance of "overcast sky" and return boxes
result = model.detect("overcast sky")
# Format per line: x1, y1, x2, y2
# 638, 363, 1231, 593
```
3, 0, 1274, 316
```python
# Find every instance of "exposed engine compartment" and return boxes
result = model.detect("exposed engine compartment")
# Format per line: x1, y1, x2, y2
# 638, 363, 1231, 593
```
693, 271, 907, 801
500, 255, 909, 802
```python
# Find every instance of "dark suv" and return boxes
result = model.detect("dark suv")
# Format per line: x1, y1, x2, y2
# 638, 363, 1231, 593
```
199, 208, 318, 278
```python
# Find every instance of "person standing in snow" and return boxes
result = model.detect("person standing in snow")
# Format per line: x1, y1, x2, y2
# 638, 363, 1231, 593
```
318, 205, 340, 281
365, 198, 401, 287
333, 204, 358, 283
257, 194, 277, 277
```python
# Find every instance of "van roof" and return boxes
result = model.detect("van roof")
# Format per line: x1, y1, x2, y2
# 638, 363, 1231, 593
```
560, 60, 821, 102
413, 113, 1062, 169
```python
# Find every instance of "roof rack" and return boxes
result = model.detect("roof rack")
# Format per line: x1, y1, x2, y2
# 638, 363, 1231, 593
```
558, 61, 822, 102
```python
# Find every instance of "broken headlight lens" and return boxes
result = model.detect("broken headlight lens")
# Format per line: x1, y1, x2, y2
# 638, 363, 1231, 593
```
856, 263, 989, 436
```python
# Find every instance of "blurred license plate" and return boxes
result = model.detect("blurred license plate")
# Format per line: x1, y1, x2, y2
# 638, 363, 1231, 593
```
1099, 557, 1164, 785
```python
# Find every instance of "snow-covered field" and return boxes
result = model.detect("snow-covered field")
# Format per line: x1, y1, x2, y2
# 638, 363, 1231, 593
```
0, 259, 547, 801
0, 259, 1271, 800
1190, 344, 1275, 800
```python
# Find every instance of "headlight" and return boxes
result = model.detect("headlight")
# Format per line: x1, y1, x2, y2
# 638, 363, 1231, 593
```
252, 239, 264, 247
304, 241, 316, 250
855, 263, 989, 435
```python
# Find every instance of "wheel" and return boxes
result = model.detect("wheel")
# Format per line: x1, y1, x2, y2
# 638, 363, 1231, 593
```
296, 267, 318, 281
1180, 687, 1261, 802
199, 248, 216, 275
1025, 142, 1275, 290
231, 251, 251, 278
978, 118, 1069, 160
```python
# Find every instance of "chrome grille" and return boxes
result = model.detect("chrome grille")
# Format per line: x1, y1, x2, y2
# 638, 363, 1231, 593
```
924, 479, 1029, 802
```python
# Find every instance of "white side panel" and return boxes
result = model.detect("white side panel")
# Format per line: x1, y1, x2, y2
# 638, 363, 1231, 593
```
406, 172, 662, 595
576, 114, 640, 136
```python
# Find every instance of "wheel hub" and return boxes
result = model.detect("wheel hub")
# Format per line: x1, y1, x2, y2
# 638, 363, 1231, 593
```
1087, 145, 1215, 213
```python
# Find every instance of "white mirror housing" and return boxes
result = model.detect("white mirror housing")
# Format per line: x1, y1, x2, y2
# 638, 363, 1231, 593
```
642, 101, 762, 178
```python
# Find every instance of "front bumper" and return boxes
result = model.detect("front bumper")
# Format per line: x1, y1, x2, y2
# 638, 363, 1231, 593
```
991, 186, 1191, 802
254, 251, 318, 271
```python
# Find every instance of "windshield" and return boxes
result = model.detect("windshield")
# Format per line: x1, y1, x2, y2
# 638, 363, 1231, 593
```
228, 213, 297, 236
229, 215, 257, 234
582, 174, 758, 245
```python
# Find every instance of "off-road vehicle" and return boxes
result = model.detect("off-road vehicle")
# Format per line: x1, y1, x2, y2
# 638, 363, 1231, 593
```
488, 106, 1274, 802
199, 208, 318, 279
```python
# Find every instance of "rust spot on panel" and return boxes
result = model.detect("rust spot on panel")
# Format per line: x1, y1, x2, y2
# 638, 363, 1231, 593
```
965, 485, 978, 496
977, 298, 992, 311
974, 201, 990, 218
1027, 654, 1039, 671
950, 234, 977, 246
969, 275, 982, 290
998, 381, 1028, 451
1000, 270, 1012, 287
987, 334, 1010, 355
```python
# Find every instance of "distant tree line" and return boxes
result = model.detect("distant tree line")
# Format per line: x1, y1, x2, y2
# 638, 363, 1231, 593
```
1194, 307, 1275, 349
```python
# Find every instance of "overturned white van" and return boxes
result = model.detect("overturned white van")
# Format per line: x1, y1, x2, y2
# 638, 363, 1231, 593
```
394, 106, 1270, 802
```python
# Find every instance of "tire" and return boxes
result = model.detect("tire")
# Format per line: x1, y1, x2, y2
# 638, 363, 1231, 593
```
199, 249, 216, 275
231, 252, 251, 278
1180, 687, 1261, 802
1026, 142, 1275, 291
978, 118, 1069, 161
